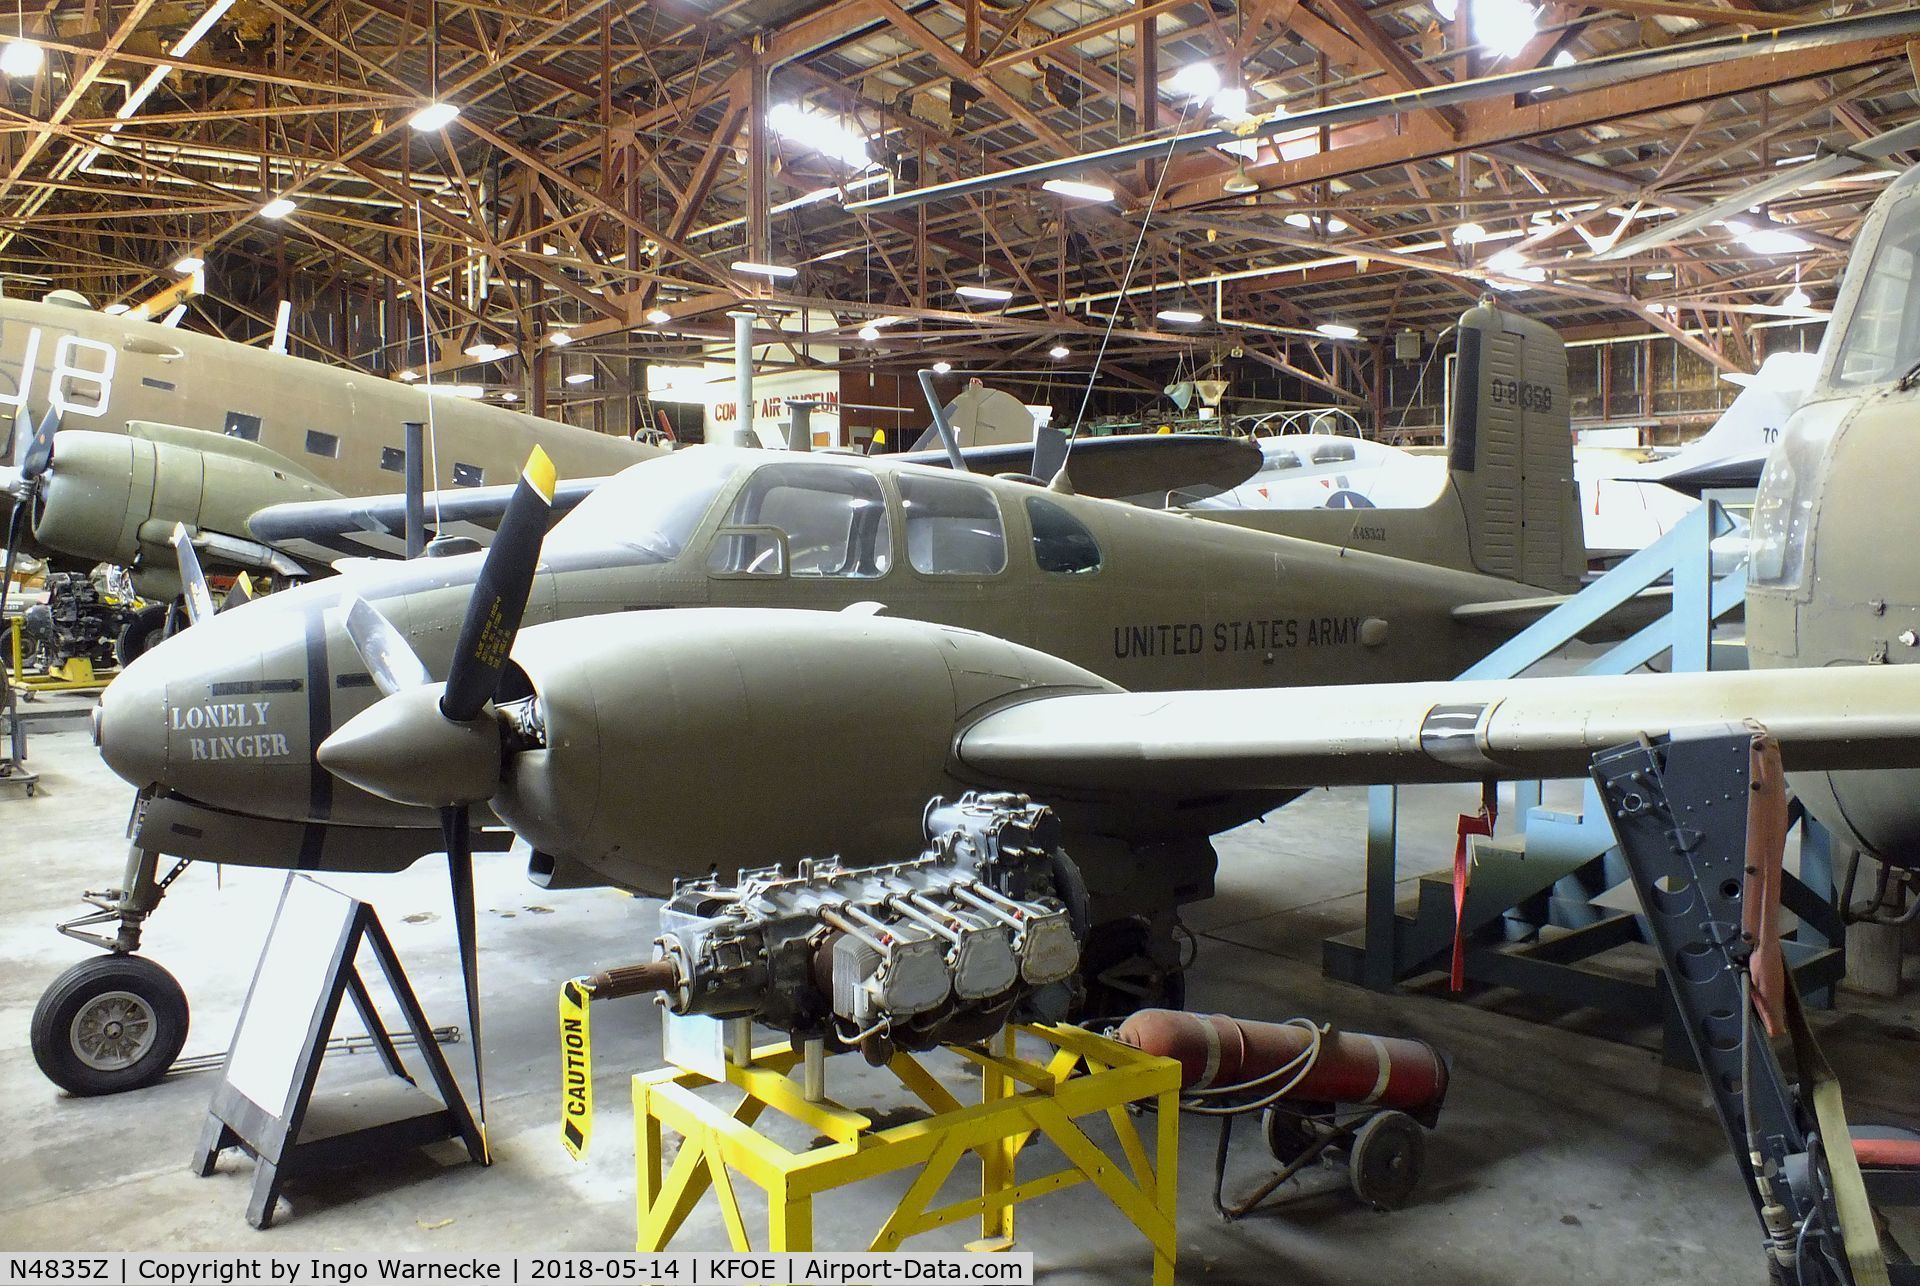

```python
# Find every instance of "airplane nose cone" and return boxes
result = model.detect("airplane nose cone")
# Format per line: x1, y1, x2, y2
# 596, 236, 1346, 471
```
96, 651, 169, 788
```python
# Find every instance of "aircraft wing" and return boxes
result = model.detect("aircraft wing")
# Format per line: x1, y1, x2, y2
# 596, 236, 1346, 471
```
955, 664, 1920, 793
897, 433, 1261, 499
249, 477, 605, 562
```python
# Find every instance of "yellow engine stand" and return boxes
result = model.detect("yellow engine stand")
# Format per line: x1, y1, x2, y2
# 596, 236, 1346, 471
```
8, 619, 116, 693
633, 1022, 1180, 1282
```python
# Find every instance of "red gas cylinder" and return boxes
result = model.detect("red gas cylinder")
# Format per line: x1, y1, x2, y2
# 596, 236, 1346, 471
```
1115, 1009, 1449, 1113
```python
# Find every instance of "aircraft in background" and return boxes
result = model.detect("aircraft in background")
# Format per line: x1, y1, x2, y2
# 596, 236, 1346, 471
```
0, 290, 657, 635
1186, 347, 1816, 571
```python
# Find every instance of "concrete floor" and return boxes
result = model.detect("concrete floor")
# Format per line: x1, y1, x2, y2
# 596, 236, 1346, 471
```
2, 700, 1916, 1282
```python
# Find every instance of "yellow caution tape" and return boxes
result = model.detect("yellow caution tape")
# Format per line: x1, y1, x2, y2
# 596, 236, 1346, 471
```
559, 978, 593, 1161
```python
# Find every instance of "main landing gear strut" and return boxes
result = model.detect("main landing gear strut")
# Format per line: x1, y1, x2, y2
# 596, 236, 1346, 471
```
32, 838, 192, 1096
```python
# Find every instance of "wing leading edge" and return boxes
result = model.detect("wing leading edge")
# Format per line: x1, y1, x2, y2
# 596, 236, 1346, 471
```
956, 664, 1920, 794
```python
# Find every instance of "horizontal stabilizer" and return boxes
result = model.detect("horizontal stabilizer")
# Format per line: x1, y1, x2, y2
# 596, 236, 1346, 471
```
1451, 586, 1676, 637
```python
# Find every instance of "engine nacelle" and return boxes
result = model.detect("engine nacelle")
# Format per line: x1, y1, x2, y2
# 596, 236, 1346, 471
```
494, 607, 1118, 894
647, 792, 1085, 1057
32, 428, 333, 573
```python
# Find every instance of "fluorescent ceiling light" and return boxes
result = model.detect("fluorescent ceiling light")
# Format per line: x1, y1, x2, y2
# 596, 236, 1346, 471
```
564, 371, 593, 385
170, 0, 235, 57
1049, 344, 1070, 359
0, 40, 42, 76
500, 391, 518, 402
1326, 216, 1348, 233
548, 330, 573, 346
932, 361, 952, 374
1782, 286, 1812, 311
1452, 221, 1488, 245
1284, 212, 1312, 229
397, 369, 420, 381
1041, 178, 1114, 203
732, 260, 798, 279
118, 66, 168, 118
1316, 322, 1359, 339
956, 284, 1014, 303
645, 308, 671, 324
1644, 268, 1674, 281
858, 324, 880, 341
172, 255, 204, 273
1222, 163, 1257, 195
766, 103, 874, 170
409, 101, 460, 132
463, 342, 513, 361
259, 197, 296, 219
1552, 49, 1577, 67
1156, 308, 1205, 324
1169, 63, 1221, 102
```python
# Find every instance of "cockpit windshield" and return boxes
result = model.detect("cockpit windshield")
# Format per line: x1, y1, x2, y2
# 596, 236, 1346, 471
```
545, 450, 737, 563
1832, 189, 1920, 388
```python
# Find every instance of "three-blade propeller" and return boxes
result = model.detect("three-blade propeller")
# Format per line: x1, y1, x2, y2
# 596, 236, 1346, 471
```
318, 445, 558, 1162
0, 407, 60, 623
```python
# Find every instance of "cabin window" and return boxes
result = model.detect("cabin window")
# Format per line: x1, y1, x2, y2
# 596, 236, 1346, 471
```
379, 446, 405, 473
900, 472, 1006, 576
707, 461, 891, 578
224, 412, 261, 442
304, 429, 338, 459
1027, 496, 1100, 574
1834, 211, 1920, 387
452, 462, 484, 488
1267, 450, 1301, 470
1311, 441, 1357, 464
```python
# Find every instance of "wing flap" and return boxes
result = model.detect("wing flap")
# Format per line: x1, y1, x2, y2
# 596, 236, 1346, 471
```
956, 664, 1920, 794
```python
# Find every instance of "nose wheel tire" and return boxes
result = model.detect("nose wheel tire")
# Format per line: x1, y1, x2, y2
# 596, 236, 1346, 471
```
114, 605, 170, 668
31, 955, 189, 1096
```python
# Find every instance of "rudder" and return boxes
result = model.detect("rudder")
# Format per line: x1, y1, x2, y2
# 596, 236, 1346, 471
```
1447, 302, 1585, 590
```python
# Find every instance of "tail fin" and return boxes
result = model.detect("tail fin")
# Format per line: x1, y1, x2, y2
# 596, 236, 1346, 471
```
1446, 302, 1586, 589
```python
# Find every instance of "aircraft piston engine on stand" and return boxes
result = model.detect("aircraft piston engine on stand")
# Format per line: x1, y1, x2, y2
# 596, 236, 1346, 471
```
588, 793, 1087, 1062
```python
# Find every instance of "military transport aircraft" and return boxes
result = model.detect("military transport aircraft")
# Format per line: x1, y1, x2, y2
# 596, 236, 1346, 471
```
0, 289, 657, 633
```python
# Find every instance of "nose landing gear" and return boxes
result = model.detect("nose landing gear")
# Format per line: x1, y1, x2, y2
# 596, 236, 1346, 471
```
34, 841, 194, 1096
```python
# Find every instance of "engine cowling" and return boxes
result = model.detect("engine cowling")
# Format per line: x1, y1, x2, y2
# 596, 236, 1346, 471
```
492, 607, 1118, 894
31, 429, 334, 574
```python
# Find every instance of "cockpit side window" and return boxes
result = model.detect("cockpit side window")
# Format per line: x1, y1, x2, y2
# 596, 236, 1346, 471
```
707, 461, 891, 578
1026, 496, 1101, 574
900, 472, 1007, 576
1834, 210, 1920, 387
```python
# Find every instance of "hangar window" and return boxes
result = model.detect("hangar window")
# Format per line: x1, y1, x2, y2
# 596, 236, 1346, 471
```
304, 429, 339, 459
708, 461, 891, 578
1027, 497, 1100, 575
379, 446, 405, 473
452, 462, 484, 488
900, 473, 1006, 576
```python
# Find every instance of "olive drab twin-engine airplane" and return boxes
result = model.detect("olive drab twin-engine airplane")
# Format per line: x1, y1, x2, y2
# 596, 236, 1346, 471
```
0, 290, 660, 618
38, 225, 1920, 1101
